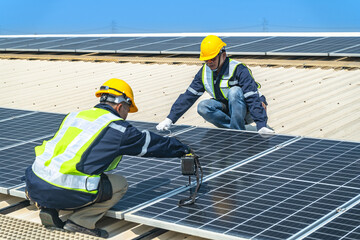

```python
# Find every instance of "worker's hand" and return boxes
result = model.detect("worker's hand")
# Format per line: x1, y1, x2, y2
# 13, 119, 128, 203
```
258, 127, 275, 135
156, 118, 172, 131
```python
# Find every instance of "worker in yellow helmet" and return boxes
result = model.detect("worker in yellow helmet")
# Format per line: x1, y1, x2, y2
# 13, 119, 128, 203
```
157, 35, 274, 134
25, 78, 192, 238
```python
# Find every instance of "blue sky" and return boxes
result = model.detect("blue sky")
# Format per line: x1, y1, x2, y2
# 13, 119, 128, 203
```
0, 0, 359, 34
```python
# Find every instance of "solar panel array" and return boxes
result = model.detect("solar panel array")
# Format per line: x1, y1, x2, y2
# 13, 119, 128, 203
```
0, 107, 359, 240
0, 36, 359, 57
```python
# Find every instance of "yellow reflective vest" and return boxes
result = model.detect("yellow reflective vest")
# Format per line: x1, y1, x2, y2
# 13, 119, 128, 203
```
32, 108, 122, 194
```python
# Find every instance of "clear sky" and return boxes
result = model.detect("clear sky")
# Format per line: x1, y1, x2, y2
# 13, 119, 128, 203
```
0, 0, 359, 35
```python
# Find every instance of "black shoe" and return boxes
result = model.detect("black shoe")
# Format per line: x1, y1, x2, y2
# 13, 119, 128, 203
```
39, 208, 65, 228
63, 220, 109, 238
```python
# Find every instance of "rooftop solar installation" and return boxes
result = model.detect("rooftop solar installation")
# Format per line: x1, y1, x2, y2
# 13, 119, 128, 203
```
125, 137, 360, 240
0, 107, 359, 239
107, 128, 296, 216
1, 35, 360, 57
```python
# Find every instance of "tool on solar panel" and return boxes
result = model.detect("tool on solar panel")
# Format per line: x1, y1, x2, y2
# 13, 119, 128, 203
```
178, 152, 203, 206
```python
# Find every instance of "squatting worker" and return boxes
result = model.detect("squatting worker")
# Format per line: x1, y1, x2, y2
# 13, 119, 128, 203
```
25, 78, 192, 238
156, 35, 274, 134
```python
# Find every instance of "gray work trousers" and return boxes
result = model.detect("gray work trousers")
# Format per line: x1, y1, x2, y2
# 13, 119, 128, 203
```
68, 174, 128, 229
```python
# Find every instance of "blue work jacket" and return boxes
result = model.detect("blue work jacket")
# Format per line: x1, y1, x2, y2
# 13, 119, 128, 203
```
25, 103, 189, 209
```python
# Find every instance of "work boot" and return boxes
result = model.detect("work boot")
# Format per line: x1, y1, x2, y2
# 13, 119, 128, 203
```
63, 220, 109, 238
39, 208, 65, 228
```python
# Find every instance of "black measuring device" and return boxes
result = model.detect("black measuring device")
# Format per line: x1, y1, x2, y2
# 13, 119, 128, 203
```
178, 152, 203, 206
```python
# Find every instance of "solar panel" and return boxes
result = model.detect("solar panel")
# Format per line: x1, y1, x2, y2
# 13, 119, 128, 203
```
77, 37, 140, 52
305, 203, 360, 240
0, 111, 65, 141
1, 36, 360, 57
107, 128, 296, 217
0, 107, 35, 121
270, 37, 360, 56
76, 37, 139, 52
0, 38, 34, 49
125, 137, 360, 239
330, 44, 360, 57
115, 37, 178, 53
3, 37, 65, 51
0, 142, 38, 194
227, 37, 322, 55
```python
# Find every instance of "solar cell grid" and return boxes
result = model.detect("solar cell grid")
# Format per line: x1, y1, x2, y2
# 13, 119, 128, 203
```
4, 37, 64, 50
273, 37, 360, 54
305, 203, 360, 240
227, 37, 321, 54
0, 107, 34, 121
0, 111, 65, 141
128, 169, 360, 240
233, 138, 360, 188
0, 142, 38, 193
175, 127, 295, 171
0, 38, 34, 48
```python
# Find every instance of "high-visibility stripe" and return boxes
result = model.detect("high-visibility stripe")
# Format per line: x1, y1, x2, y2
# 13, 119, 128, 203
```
138, 130, 151, 157
244, 91, 259, 98
202, 65, 215, 98
32, 108, 122, 193
203, 59, 241, 100
109, 122, 126, 132
187, 86, 204, 96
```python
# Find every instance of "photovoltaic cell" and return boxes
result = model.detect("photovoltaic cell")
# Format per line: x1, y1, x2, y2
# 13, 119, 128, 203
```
174, 127, 295, 171
0, 142, 38, 193
227, 37, 320, 54
108, 128, 295, 214
272, 37, 360, 54
233, 137, 360, 188
0, 107, 34, 121
127, 170, 360, 240
4, 37, 65, 50
126, 137, 360, 240
0, 111, 65, 141
305, 203, 360, 240
1, 36, 360, 57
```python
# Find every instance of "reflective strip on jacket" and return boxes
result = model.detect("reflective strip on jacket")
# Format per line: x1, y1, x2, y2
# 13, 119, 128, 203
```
202, 58, 262, 100
32, 108, 122, 194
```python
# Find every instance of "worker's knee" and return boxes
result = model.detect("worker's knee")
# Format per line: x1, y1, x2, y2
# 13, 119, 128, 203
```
228, 86, 244, 103
197, 100, 210, 116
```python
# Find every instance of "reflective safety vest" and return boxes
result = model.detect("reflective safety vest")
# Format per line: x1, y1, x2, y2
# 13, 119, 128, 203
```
202, 59, 261, 100
32, 108, 123, 194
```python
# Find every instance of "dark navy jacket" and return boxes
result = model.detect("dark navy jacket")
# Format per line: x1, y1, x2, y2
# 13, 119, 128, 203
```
25, 104, 190, 209
167, 57, 268, 130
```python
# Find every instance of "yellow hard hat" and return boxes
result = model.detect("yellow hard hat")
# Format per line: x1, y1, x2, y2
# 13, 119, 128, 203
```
199, 35, 227, 61
95, 78, 138, 113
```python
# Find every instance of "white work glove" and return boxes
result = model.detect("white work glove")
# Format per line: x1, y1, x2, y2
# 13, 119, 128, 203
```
156, 118, 173, 131
258, 127, 275, 135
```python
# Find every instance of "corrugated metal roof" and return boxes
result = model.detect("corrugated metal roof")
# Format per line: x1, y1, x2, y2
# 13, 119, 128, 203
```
1, 58, 359, 142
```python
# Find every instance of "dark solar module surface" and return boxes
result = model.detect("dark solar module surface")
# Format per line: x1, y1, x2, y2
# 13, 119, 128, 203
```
0, 111, 65, 141
0, 107, 35, 121
109, 128, 295, 212
228, 37, 320, 53
273, 37, 360, 53
305, 203, 360, 240
174, 127, 295, 170
129, 170, 360, 240
0, 142, 38, 191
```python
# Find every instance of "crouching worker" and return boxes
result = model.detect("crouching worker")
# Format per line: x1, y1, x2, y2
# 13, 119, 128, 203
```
25, 78, 192, 238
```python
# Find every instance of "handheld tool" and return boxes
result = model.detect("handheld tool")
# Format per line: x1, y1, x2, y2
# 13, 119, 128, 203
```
178, 152, 203, 206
